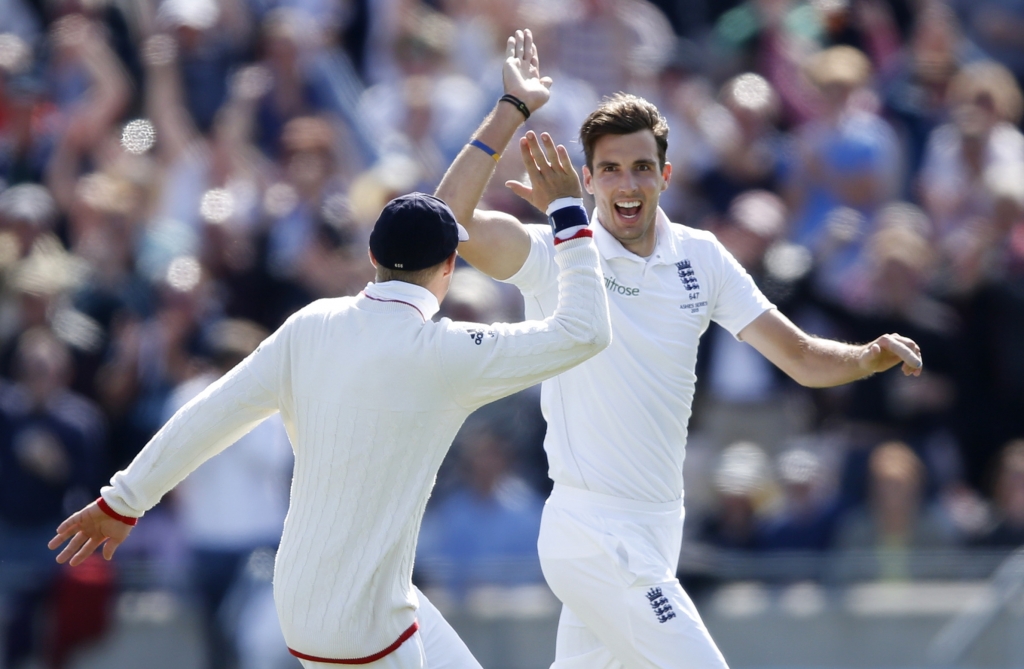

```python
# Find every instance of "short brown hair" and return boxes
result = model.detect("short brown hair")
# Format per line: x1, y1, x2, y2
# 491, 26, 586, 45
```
579, 94, 669, 170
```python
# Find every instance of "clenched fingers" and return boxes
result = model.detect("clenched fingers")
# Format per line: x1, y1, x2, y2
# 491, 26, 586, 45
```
880, 334, 922, 374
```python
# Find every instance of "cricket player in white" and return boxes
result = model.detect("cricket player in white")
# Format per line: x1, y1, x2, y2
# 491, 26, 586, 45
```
435, 30, 925, 669
47, 31, 610, 669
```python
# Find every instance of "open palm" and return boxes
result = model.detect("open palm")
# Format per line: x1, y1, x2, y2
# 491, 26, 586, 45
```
502, 29, 553, 114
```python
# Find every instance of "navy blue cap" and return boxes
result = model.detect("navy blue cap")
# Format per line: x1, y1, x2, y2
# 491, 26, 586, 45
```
369, 193, 469, 271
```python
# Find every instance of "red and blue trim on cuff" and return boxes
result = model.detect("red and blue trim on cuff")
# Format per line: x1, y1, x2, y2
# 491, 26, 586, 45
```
553, 228, 593, 245
96, 497, 138, 526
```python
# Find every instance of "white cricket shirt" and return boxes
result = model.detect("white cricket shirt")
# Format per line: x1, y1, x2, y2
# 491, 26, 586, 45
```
505, 208, 773, 503
100, 236, 609, 662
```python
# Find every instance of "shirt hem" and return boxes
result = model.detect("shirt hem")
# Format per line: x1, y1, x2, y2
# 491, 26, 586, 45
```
288, 620, 419, 664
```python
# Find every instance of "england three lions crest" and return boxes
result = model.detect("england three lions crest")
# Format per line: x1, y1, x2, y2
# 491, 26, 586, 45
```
676, 260, 700, 292
676, 260, 706, 313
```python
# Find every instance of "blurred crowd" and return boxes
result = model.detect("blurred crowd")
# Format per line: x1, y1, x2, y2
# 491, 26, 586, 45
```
2, 0, 1024, 666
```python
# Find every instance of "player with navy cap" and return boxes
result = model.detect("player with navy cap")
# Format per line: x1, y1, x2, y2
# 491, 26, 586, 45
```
369, 192, 470, 271
48, 31, 608, 669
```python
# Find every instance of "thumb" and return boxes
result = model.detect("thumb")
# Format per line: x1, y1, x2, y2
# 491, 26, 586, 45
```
505, 180, 533, 202
859, 342, 881, 368
103, 537, 123, 561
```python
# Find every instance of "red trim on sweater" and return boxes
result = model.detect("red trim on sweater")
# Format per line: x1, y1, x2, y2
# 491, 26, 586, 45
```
288, 621, 419, 664
553, 229, 593, 245
363, 294, 426, 321
96, 497, 138, 526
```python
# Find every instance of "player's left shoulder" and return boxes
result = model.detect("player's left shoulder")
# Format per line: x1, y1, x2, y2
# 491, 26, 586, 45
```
662, 220, 725, 260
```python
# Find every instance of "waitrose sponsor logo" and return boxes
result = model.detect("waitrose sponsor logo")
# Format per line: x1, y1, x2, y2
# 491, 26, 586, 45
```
605, 275, 640, 296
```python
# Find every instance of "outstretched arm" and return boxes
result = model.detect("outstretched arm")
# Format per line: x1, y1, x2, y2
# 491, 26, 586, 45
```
434, 28, 551, 280
49, 334, 286, 566
739, 308, 923, 388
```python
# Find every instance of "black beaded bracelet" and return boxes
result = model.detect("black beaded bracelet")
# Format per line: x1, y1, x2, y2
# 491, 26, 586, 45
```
500, 94, 530, 120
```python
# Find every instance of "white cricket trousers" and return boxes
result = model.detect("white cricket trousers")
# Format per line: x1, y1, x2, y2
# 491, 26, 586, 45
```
538, 484, 729, 669
298, 587, 481, 669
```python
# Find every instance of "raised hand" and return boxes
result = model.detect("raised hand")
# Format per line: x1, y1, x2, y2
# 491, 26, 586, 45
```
858, 333, 923, 377
506, 131, 583, 212
502, 29, 553, 116
48, 500, 133, 566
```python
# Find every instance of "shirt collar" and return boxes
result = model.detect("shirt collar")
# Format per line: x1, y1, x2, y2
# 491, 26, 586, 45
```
362, 280, 440, 321
591, 206, 681, 266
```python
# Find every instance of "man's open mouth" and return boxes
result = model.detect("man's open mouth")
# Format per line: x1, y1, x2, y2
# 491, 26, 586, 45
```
615, 200, 642, 220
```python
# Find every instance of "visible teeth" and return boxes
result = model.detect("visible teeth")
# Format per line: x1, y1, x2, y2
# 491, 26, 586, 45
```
616, 201, 641, 208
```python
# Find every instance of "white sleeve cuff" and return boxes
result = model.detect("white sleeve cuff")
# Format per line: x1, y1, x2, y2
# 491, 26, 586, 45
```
546, 197, 585, 216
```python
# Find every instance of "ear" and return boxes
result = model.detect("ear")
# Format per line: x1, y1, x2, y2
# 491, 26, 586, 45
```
443, 251, 457, 277
368, 248, 378, 268
660, 162, 672, 192
582, 166, 594, 195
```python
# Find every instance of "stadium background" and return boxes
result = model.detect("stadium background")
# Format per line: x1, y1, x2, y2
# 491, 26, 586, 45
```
1, 0, 1024, 666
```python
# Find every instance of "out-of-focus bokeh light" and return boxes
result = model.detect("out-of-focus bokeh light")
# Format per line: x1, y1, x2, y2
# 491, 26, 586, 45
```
200, 188, 235, 224
715, 441, 771, 496
0, 33, 31, 74
765, 242, 813, 282
730, 73, 773, 112
320, 192, 350, 228
263, 183, 298, 218
165, 256, 201, 292
121, 119, 157, 155
812, 0, 849, 14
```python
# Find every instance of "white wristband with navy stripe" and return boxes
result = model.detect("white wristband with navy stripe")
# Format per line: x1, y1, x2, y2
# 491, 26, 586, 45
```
546, 197, 590, 242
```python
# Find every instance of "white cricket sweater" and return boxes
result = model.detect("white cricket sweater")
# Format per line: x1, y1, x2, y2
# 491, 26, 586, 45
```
100, 235, 609, 661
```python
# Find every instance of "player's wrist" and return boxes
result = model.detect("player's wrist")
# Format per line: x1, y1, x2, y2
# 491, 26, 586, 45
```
546, 197, 585, 216
500, 93, 531, 119
96, 497, 138, 526
548, 201, 590, 243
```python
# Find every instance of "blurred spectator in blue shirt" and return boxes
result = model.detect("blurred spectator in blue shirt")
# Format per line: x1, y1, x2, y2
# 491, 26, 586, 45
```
787, 46, 900, 267
760, 448, 841, 551
416, 423, 545, 600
